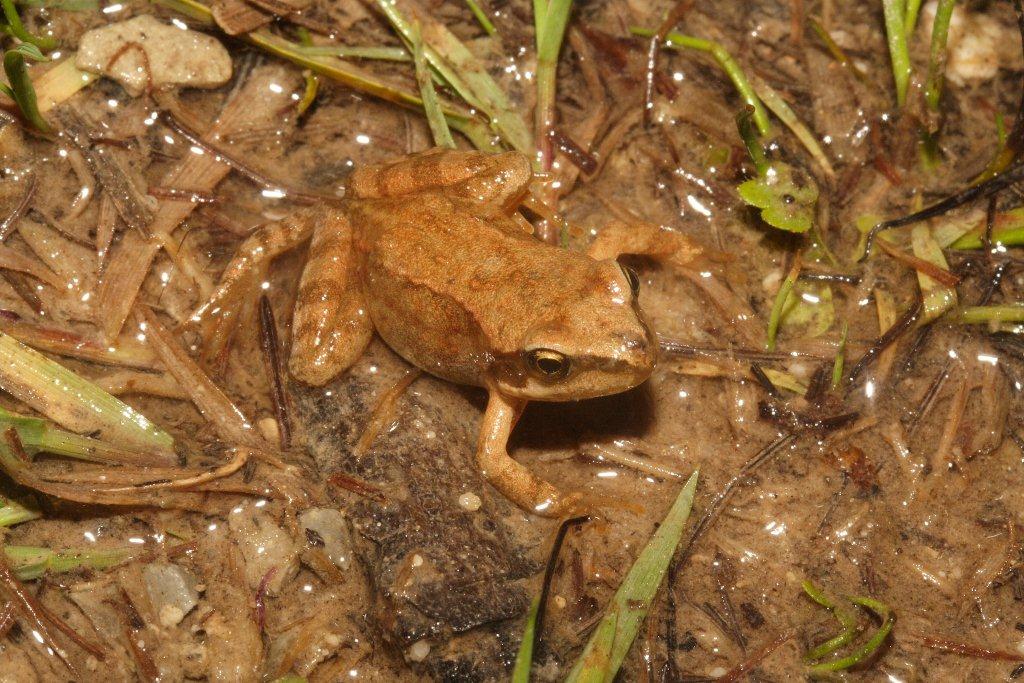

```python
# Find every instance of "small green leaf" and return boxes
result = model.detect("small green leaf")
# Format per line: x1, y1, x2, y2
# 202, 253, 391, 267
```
738, 163, 818, 233
1, 0, 57, 50
3, 44, 51, 133
780, 282, 834, 339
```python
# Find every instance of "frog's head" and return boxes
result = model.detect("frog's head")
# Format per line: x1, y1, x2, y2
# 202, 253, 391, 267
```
495, 260, 657, 401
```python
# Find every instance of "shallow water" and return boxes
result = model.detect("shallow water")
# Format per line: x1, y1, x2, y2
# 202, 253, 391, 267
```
0, 0, 1023, 680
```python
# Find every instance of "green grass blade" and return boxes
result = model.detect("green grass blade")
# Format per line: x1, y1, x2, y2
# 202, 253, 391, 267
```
0, 495, 39, 527
412, 20, 455, 148
911, 224, 957, 321
1, 0, 56, 49
751, 76, 834, 178
802, 581, 858, 661
882, 0, 911, 106
565, 471, 699, 682
923, 0, 957, 111
3, 44, 51, 133
534, 0, 572, 164
831, 322, 848, 390
631, 27, 770, 136
0, 332, 173, 452
291, 45, 410, 61
904, 0, 924, 33
464, 0, 497, 35
953, 305, 1024, 324
511, 595, 540, 682
154, 0, 497, 151
807, 595, 894, 676
4, 544, 135, 581
373, 0, 531, 152
766, 264, 798, 351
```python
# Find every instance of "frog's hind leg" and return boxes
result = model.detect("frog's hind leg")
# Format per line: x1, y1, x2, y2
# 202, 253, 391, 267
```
349, 148, 532, 214
586, 218, 703, 266
289, 209, 373, 386
190, 207, 318, 360
477, 390, 581, 517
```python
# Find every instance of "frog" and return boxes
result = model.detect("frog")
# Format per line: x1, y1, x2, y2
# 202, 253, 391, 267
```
193, 148, 702, 516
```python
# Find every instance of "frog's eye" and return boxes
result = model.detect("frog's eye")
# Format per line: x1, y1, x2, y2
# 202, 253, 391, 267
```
526, 349, 571, 379
620, 264, 640, 297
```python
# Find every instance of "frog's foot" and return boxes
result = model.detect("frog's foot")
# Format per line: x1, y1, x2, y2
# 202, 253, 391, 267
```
289, 210, 372, 386
586, 218, 703, 268
188, 207, 318, 360
349, 147, 532, 214
477, 391, 582, 517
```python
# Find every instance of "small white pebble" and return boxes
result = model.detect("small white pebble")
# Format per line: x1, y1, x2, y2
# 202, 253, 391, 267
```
323, 632, 342, 648
425, 430, 436, 439
554, 595, 566, 609
1016, 640, 1024, 655
159, 604, 185, 628
408, 640, 431, 662
411, 554, 423, 568
458, 492, 482, 511
257, 417, 279, 443
708, 667, 728, 677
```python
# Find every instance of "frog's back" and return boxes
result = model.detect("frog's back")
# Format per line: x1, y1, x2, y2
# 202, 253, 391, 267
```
349, 193, 597, 386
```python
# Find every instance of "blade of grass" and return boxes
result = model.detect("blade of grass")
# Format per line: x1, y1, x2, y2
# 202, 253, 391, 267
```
801, 581, 858, 661
882, 0, 911, 107
0, 332, 173, 452
4, 545, 135, 581
911, 224, 957, 321
808, 595, 894, 675
2, 43, 51, 133
412, 20, 455, 148
564, 470, 699, 682
294, 28, 319, 118
831, 322, 848, 390
155, 0, 496, 151
953, 305, 1024, 324
0, 0, 56, 49
750, 75, 834, 178
464, 0, 496, 35
923, 0, 957, 112
372, 0, 531, 152
904, 0, 924, 33
0, 407, 175, 466
767, 258, 801, 351
291, 45, 409, 61
0, 495, 39, 527
511, 596, 540, 683
534, 0, 573, 169
631, 27, 771, 136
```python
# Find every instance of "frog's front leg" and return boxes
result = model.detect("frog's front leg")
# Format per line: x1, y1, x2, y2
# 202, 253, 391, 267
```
289, 210, 373, 386
477, 389, 580, 517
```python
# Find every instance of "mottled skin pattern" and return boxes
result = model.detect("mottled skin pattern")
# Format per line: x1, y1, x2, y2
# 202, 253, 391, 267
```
195, 148, 701, 516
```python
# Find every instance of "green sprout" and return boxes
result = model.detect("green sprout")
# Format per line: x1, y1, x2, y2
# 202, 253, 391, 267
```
0, 495, 39, 527
631, 26, 770, 136
564, 471, 699, 682
766, 259, 799, 352
511, 595, 540, 683
1, 42, 51, 133
735, 107, 818, 234
923, 0, 957, 113
412, 20, 455, 149
534, 0, 573, 167
294, 28, 319, 118
1, 0, 57, 50
831, 322, 848, 390
4, 544, 135, 581
802, 581, 895, 676
464, 0, 496, 36
882, 0, 912, 107
953, 305, 1024, 325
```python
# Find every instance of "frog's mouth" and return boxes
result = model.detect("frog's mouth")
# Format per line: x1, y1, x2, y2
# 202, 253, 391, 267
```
491, 352, 655, 402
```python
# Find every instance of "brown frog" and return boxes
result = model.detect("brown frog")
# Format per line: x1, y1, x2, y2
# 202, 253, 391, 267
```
195, 149, 700, 516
